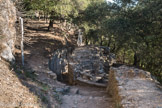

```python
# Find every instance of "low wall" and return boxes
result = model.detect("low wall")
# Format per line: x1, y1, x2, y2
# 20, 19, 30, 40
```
109, 65, 162, 108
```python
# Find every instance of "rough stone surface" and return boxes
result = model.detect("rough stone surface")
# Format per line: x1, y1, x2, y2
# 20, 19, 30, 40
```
68, 46, 112, 86
49, 49, 68, 79
112, 65, 162, 108
0, 0, 16, 62
49, 46, 115, 86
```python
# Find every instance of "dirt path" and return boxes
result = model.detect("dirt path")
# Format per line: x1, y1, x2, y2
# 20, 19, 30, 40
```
18, 20, 113, 108
61, 84, 113, 108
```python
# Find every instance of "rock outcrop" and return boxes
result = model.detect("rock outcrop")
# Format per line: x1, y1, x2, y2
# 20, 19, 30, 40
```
0, 0, 16, 62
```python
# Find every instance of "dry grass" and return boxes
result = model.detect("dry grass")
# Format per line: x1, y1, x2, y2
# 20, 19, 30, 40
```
137, 71, 146, 78
107, 69, 123, 108
0, 43, 5, 53
123, 69, 146, 78
124, 69, 135, 78
0, 60, 41, 108
68, 63, 76, 85
0, 33, 5, 53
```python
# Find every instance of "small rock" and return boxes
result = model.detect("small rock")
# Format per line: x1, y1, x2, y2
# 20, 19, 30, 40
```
55, 86, 70, 94
89, 96, 93, 99
70, 88, 79, 94
64, 86, 70, 93
83, 100, 87, 103
73, 100, 78, 105
55, 88, 64, 93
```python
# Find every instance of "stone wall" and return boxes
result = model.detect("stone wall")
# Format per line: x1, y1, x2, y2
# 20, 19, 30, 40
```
49, 49, 69, 80
0, 0, 16, 62
49, 46, 116, 86
112, 65, 162, 108
68, 46, 112, 86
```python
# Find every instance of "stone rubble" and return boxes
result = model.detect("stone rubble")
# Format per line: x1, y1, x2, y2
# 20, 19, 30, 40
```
68, 46, 113, 86
49, 46, 115, 86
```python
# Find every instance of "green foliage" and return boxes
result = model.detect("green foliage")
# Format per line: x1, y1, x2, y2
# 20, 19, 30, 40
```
76, 0, 162, 83
103, 0, 162, 83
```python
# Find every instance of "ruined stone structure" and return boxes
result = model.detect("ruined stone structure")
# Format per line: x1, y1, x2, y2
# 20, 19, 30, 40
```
49, 46, 114, 86
112, 65, 162, 108
49, 49, 69, 80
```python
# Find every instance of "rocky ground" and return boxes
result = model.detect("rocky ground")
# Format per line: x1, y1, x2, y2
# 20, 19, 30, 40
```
61, 84, 113, 108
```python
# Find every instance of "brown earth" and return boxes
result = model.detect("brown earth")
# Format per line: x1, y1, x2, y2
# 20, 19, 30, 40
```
0, 60, 40, 108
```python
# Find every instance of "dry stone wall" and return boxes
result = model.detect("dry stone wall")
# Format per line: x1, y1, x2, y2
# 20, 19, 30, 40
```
112, 65, 162, 108
49, 49, 69, 80
49, 46, 115, 86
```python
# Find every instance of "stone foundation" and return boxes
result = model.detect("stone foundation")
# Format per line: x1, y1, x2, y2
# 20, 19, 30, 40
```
112, 65, 162, 108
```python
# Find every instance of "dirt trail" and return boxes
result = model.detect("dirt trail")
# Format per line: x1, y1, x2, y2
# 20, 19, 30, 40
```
61, 84, 113, 108
19, 20, 113, 108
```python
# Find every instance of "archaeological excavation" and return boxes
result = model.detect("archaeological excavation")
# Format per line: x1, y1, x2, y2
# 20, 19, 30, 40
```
0, 0, 162, 108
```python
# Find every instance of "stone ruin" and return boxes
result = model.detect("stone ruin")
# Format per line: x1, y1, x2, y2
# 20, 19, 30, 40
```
112, 65, 162, 108
49, 46, 162, 108
49, 46, 116, 86
49, 49, 69, 80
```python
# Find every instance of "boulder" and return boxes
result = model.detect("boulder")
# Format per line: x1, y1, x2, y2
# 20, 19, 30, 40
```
0, 0, 16, 62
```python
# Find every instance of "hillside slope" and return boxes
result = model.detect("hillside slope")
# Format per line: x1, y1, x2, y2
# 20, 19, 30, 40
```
0, 60, 40, 108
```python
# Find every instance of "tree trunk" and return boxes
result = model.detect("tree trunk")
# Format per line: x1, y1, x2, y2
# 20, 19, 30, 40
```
107, 36, 111, 47
85, 35, 88, 45
112, 43, 116, 52
133, 52, 140, 66
133, 52, 137, 66
48, 19, 54, 31
100, 38, 103, 46
122, 49, 126, 64
48, 11, 54, 31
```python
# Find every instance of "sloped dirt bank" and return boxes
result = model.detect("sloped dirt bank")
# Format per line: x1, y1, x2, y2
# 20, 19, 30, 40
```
0, 60, 40, 108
